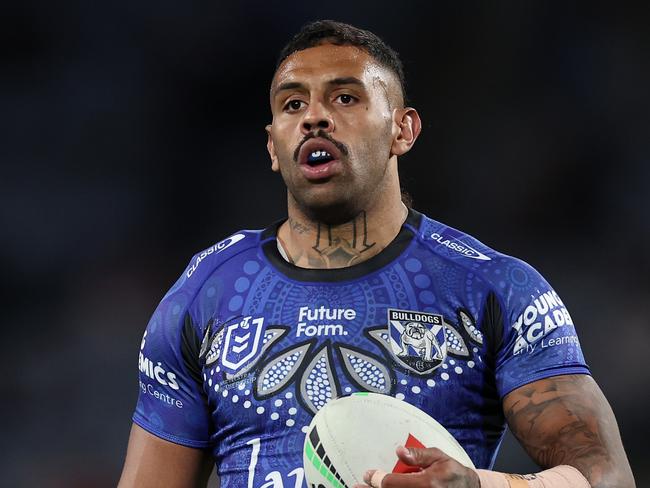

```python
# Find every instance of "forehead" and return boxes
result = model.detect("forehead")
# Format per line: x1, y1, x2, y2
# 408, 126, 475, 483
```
271, 43, 392, 94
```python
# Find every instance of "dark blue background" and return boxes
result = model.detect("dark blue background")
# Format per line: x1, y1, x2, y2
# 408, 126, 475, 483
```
1, 1, 647, 486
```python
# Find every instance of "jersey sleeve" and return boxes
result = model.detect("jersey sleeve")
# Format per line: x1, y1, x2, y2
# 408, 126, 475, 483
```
494, 257, 591, 398
132, 262, 212, 448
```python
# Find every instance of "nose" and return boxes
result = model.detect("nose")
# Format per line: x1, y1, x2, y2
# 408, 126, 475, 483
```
301, 101, 334, 134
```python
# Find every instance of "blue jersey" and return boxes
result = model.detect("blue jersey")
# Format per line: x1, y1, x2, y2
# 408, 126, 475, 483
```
133, 209, 589, 487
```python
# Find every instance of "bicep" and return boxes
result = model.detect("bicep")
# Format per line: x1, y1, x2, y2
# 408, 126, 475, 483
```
118, 423, 214, 488
503, 374, 634, 488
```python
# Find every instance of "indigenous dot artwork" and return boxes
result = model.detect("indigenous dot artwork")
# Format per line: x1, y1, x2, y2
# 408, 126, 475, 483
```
338, 346, 392, 394
300, 348, 338, 414
445, 325, 470, 356
200, 316, 484, 437
460, 310, 484, 345
203, 251, 486, 430
347, 353, 385, 389
257, 344, 310, 396
261, 352, 301, 392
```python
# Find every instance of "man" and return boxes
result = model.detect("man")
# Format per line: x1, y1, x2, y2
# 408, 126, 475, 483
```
119, 20, 635, 488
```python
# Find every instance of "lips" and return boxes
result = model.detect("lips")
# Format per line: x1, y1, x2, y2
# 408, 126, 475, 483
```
298, 138, 342, 165
297, 138, 343, 181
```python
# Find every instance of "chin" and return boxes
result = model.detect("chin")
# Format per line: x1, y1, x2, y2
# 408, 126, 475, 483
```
293, 191, 364, 225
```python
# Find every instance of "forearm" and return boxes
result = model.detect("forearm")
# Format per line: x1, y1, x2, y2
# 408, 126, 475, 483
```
503, 375, 635, 488
477, 465, 590, 487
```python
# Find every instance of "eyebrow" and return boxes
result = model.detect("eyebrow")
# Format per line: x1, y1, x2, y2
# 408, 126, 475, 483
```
272, 77, 365, 99
328, 77, 364, 87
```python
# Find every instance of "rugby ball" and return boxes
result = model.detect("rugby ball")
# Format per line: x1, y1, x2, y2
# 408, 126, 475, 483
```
303, 392, 474, 487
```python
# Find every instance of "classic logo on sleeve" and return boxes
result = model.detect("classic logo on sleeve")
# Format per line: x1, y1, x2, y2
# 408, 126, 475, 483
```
388, 309, 447, 374
221, 316, 265, 372
186, 233, 246, 278
430, 231, 491, 261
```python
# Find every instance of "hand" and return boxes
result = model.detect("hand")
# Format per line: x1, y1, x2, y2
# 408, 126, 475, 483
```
353, 445, 480, 488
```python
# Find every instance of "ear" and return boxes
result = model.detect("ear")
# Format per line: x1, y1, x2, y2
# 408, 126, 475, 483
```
266, 124, 280, 172
390, 108, 422, 157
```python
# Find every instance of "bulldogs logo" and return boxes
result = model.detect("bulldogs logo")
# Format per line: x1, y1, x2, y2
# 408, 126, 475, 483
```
388, 309, 447, 374
398, 322, 442, 362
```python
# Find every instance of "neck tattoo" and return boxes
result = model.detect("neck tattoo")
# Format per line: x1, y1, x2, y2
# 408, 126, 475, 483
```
281, 210, 380, 269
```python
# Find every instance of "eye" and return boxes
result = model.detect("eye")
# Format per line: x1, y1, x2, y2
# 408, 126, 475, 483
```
284, 99, 305, 112
336, 94, 357, 105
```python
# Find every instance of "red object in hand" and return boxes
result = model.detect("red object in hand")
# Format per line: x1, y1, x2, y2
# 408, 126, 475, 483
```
392, 434, 425, 474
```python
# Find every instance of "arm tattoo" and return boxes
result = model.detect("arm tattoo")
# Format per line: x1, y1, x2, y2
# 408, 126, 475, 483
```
504, 375, 633, 488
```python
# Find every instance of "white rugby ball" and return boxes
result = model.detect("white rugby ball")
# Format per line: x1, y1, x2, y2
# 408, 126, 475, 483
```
303, 392, 474, 488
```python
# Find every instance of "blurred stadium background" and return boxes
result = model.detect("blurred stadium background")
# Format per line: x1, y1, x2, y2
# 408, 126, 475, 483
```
1, 2, 648, 486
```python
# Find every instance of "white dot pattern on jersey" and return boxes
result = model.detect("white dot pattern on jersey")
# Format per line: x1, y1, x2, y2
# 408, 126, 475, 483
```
366, 329, 392, 351
261, 352, 301, 391
205, 329, 225, 366
255, 343, 311, 397
338, 346, 392, 394
299, 346, 339, 414
444, 325, 469, 356
349, 355, 385, 388
460, 311, 483, 345
304, 356, 332, 411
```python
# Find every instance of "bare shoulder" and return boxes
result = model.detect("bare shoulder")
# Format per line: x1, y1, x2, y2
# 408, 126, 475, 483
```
118, 424, 213, 488
503, 374, 635, 488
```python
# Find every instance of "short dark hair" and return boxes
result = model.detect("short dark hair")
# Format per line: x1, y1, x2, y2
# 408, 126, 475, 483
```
276, 20, 407, 104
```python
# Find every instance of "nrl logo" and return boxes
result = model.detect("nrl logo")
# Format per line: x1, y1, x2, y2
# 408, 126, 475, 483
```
387, 309, 447, 375
221, 316, 265, 373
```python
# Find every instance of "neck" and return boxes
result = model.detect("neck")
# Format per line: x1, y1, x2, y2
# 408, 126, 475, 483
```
277, 197, 408, 270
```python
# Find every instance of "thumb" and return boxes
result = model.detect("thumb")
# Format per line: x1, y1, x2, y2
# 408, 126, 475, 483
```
396, 445, 449, 468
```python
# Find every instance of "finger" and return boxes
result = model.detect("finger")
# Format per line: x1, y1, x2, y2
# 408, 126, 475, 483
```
377, 471, 431, 488
395, 445, 448, 468
363, 465, 435, 488
360, 469, 388, 488
393, 446, 422, 474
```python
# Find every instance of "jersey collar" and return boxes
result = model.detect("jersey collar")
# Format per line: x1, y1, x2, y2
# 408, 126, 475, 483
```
260, 208, 422, 282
